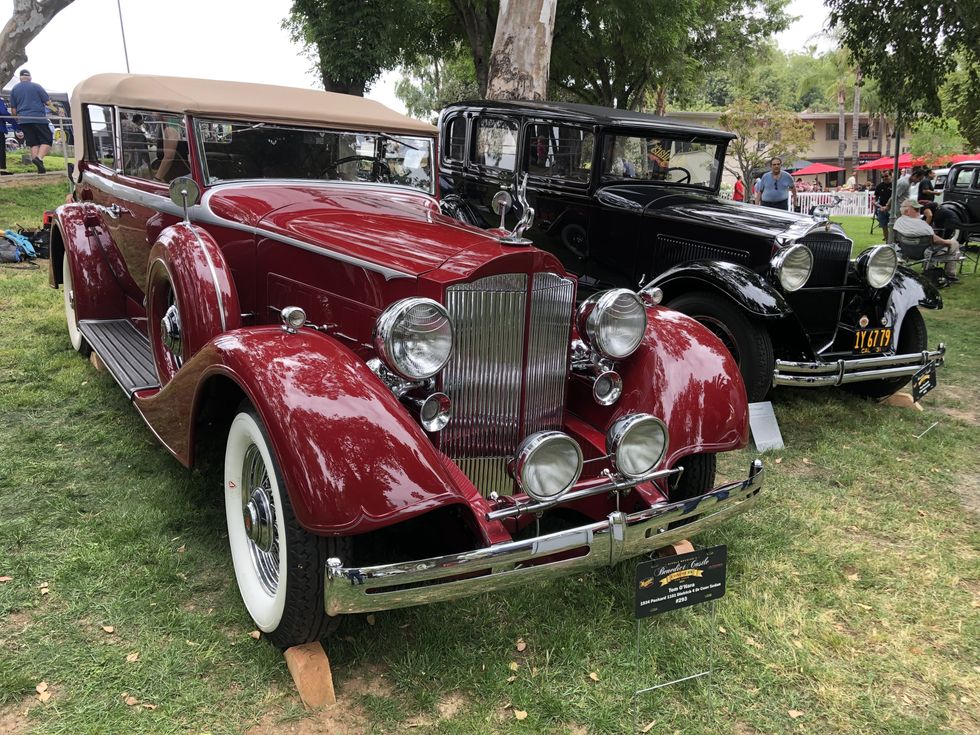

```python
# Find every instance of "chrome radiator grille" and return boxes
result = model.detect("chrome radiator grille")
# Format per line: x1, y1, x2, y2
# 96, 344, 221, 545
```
441, 272, 575, 496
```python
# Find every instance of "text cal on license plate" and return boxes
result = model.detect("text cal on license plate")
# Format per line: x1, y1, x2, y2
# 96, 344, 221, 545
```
854, 327, 892, 354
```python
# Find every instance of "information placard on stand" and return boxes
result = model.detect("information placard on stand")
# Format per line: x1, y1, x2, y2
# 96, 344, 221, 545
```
632, 545, 727, 724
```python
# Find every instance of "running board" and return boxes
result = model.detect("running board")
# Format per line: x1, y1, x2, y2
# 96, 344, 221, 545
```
78, 319, 160, 397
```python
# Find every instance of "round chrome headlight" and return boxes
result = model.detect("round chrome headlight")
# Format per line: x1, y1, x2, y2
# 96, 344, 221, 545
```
859, 245, 898, 289
772, 244, 813, 292
577, 288, 648, 360
512, 431, 584, 502
606, 414, 668, 478
374, 298, 453, 380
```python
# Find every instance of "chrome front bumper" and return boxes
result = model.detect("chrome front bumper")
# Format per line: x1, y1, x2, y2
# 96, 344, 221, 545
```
773, 344, 945, 388
323, 460, 764, 616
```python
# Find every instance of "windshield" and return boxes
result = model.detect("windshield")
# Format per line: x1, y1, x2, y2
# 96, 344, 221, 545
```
601, 133, 724, 189
195, 118, 434, 193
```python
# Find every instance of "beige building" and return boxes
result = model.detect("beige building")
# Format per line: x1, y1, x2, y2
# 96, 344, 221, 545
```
667, 110, 912, 188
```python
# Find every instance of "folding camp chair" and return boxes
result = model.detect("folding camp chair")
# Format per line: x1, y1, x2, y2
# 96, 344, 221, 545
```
894, 232, 964, 288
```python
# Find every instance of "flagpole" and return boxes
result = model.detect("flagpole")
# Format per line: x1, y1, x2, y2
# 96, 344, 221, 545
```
117, 0, 131, 73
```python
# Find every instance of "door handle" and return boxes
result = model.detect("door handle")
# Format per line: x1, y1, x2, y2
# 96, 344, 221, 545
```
102, 203, 129, 220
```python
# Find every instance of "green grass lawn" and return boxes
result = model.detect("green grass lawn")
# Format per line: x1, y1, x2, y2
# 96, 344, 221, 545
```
1, 185, 977, 734
2, 153, 71, 177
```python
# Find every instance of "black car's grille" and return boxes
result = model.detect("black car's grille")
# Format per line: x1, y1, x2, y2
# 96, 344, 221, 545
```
655, 235, 749, 272
799, 232, 852, 287
440, 273, 575, 496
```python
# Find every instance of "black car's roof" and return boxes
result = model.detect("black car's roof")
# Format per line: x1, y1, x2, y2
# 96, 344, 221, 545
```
445, 100, 736, 140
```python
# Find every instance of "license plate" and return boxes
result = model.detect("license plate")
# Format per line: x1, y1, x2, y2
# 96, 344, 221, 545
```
912, 363, 937, 401
853, 327, 892, 354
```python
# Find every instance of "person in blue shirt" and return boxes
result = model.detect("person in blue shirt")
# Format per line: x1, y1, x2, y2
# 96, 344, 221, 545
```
754, 156, 797, 210
0, 96, 19, 175
9, 69, 54, 173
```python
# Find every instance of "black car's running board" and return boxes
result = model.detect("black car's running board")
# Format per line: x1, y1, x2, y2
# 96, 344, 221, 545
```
78, 319, 160, 398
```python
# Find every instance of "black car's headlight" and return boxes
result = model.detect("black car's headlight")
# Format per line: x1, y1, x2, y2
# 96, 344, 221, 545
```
374, 298, 454, 380
576, 288, 647, 360
771, 244, 813, 292
857, 245, 898, 289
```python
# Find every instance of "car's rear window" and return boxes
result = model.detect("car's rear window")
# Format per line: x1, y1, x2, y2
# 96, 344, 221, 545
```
196, 119, 434, 193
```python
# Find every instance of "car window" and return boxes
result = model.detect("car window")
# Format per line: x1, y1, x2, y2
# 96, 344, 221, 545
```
118, 109, 189, 183
472, 117, 518, 171
601, 133, 723, 188
196, 118, 434, 193
953, 168, 975, 188
525, 124, 594, 184
84, 104, 115, 166
444, 116, 466, 162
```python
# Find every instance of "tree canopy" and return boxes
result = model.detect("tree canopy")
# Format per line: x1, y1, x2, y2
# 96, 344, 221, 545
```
720, 99, 814, 188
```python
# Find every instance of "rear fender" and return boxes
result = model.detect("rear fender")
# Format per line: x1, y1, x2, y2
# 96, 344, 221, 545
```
568, 306, 749, 467
50, 203, 125, 319
134, 327, 477, 536
651, 260, 791, 319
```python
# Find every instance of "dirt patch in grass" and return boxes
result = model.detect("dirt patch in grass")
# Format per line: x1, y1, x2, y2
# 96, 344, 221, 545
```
0, 698, 32, 735
952, 472, 980, 514
246, 665, 396, 735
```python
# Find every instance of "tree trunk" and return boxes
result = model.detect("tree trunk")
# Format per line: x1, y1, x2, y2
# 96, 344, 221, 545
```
0, 0, 74, 86
654, 84, 667, 116
450, 0, 496, 98
850, 66, 862, 173
837, 85, 846, 171
485, 0, 556, 100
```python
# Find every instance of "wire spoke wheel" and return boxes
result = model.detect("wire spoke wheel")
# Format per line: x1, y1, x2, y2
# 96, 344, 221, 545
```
241, 443, 280, 596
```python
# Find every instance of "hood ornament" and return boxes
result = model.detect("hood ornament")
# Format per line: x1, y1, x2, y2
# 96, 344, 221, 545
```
491, 173, 535, 246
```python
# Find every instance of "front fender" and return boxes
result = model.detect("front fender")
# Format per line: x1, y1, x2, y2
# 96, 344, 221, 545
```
569, 306, 749, 467
651, 260, 791, 319
134, 327, 475, 535
887, 267, 942, 341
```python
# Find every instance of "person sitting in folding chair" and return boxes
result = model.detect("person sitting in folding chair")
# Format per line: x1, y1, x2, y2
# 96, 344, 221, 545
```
893, 199, 962, 283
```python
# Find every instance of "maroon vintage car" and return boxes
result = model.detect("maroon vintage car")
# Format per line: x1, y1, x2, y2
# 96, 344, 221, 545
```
53, 74, 762, 649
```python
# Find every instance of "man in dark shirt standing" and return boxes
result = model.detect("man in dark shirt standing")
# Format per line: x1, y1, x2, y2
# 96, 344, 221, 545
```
9, 69, 53, 173
873, 170, 893, 241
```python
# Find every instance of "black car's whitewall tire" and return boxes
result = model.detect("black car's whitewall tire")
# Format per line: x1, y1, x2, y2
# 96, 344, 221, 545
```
668, 291, 774, 403
62, 252, 90, 355
224, 403, 339, 648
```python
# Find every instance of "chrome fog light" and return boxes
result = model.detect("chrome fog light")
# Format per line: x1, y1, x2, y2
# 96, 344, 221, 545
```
772, 244, 813, 292
592, 369, 623, 406
606, 414, 668, 478
418, 392, 452, 432
374, 298, 454, 380
858, 245, 898, 289
577, 288, 648, 360
281, 306, 306, 333
511, 431, 584, 502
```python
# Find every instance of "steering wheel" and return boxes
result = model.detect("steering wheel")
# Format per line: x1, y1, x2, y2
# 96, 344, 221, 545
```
666, 167, 691, 184
323, 155, 391, 182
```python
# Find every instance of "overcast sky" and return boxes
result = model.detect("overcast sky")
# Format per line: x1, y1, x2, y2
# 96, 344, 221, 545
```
6, 0, 834, 116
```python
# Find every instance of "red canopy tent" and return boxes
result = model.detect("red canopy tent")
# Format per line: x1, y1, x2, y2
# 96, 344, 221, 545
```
948, 153, 980, 164
791, 162, 843, 176
856, 153, 928, 171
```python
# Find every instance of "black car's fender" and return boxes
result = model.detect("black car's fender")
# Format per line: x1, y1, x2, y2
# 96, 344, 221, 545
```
649, 260, 792, 319
439, 194, 485, 228
885, 267, 942, 340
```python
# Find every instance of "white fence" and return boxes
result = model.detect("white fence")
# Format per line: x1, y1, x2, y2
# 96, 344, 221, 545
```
796, 191, 875, 217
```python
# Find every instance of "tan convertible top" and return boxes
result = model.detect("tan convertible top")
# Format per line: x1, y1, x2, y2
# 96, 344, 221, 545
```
70, 73, 435, 174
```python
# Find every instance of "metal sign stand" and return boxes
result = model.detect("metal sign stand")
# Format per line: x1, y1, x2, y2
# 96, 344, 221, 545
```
631, 600, 718, 728
630, 544, 727, 729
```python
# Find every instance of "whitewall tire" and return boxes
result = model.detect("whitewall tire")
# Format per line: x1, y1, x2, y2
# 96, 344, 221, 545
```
224, 402, 341, 648
63, 252, 89, 355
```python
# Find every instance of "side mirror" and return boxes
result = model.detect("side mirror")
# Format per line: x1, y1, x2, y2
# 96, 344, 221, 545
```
491, 190, 513, 229
169, 176, 201, 221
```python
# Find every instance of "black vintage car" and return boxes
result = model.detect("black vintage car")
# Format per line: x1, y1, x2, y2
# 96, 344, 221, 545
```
939, 159, 980, 245
438, 101, 945, 402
